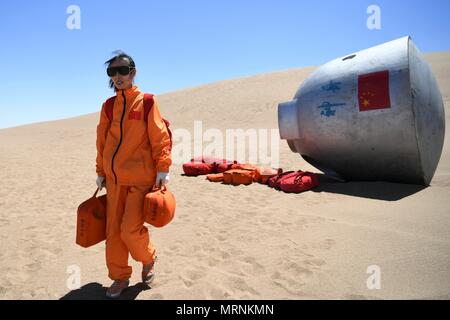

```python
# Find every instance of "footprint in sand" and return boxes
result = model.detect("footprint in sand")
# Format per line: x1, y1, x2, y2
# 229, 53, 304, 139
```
207, 257, 221, 267
164, 240, 184, 256
147, 293, 165, 300
218, 249, 231, 261
314, 238, 335, 250
180, 277, 194, 288
304, 258, 326, 267
271, 259, 318, 296
48, 246, 63, 256
286, 262, 315, 279
180, 267, 208, 288
169, 244, 181, 252
271, 271, 306, 296
226, 275, 260, 297
25, 261, 42, 272
240, 256, 266, 275
207, 285, 232, 299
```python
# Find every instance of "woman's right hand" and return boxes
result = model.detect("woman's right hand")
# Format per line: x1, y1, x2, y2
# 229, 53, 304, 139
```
96, 176, 106, 191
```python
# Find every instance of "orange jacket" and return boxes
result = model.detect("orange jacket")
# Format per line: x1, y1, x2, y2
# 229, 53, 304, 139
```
96, 86, 172, 186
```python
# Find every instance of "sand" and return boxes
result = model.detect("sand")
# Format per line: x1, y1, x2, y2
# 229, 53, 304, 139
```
0, 52, 449, 300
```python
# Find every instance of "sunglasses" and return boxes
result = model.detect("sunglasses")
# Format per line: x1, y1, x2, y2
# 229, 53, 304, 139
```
107, 66, 135, 77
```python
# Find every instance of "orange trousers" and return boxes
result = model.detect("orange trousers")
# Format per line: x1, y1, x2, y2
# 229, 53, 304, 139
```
105, 178, 156, 280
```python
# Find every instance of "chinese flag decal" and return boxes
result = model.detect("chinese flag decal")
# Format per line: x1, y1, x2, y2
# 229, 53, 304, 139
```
358, 70, 391, 112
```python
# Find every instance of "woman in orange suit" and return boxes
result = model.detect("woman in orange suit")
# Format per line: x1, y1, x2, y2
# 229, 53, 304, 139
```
95, 51, 172, 299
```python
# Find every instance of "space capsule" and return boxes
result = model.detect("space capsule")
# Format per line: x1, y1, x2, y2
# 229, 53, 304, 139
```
278, 36, 445, 185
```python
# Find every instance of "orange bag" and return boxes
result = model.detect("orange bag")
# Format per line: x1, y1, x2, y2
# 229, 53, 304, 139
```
255, 167, 282, 184
182, 161, 215, 176
143, 186, 176, 228
223, 169, 255, 186
223, 169, 236, 184
230, 163, 259, 171
206, 173, 224, 182
232, 170, 255, 185
76, 188, 107, 248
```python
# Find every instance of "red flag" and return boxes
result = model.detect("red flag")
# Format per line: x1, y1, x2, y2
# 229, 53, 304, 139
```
358, 70, 391, 112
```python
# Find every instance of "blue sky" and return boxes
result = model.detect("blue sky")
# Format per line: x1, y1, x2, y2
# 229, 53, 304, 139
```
0, 0, 449, 129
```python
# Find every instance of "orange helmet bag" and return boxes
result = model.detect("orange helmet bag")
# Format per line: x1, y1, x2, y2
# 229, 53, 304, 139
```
76, 188, 107, 248
143, 186, 176, 228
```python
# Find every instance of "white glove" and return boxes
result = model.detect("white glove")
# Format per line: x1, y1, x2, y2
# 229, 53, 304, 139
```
156, 172, 170, 188
96, 176, 106, 191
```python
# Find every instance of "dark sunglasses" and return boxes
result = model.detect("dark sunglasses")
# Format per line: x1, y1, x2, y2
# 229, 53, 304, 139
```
107, 66, 135, 77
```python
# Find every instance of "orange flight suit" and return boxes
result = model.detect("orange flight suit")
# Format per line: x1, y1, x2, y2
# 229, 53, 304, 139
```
96, 85, 172, 280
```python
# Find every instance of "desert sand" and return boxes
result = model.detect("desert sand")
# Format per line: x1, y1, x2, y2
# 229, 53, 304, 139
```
0, 52, 449, 300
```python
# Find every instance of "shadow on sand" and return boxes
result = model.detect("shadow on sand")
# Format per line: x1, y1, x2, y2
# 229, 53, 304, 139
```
313, 174, 427, 201
184, 172, 427, 201
60, 282, 152, 300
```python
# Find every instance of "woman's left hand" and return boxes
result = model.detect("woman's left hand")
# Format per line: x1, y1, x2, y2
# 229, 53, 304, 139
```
156, 172, 170, 188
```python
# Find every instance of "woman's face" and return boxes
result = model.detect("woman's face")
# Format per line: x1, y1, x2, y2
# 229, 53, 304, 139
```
109, 58, 136, 91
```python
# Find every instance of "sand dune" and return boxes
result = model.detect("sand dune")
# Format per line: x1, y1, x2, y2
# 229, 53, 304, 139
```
0, 53, 449, 300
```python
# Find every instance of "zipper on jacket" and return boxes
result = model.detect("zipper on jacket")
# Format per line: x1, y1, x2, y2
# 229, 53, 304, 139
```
111, 90, 127, 185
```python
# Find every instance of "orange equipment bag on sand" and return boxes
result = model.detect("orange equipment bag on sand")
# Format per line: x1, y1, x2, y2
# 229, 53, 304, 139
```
223, 169, 255, 186
185, 156, 237, 174
230, 163, 259, 171
255, 167, 282, 184
215, 160, 236, 173
206, 173, 224, 182
183, 161, 215, 176
279, 171, 320, 193
76, 188, 107, 248
268, 170, 297, 189
143, 186, 176, 228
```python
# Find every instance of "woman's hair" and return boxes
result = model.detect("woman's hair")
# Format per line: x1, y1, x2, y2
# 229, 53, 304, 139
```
104, 50, 136, 91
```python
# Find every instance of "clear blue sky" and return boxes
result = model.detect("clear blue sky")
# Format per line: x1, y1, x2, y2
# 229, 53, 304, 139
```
0, 0, 449, 129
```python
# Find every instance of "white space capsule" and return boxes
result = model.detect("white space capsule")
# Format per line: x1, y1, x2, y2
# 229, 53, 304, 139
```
278, 36, 445, 185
